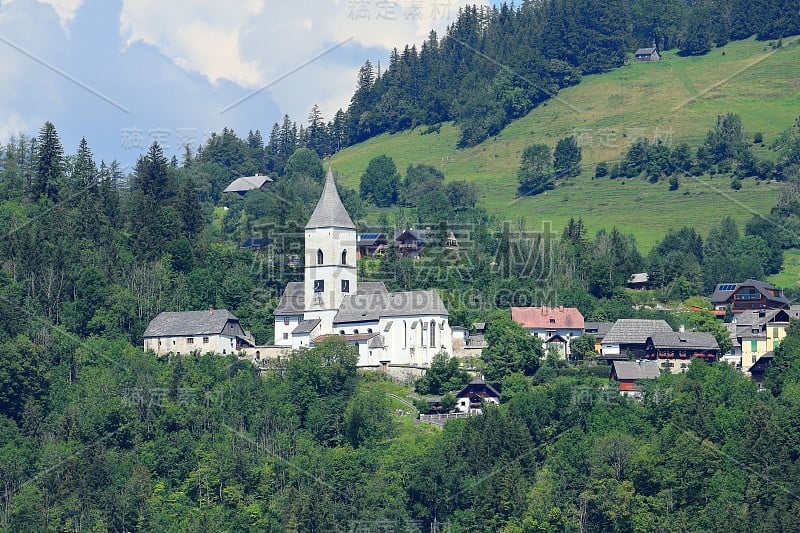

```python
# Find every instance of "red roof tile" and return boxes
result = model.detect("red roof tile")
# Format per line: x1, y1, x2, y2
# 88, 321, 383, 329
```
511, 306, 585, 330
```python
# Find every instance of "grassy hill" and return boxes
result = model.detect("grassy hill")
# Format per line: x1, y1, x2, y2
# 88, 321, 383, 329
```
331, 37, 800, 252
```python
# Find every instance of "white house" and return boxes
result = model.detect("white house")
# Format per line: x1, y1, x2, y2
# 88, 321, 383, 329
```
143, 308, 255, 355
273, 167, 452, 367
511, 306, 585, 359
455, 378, 500, 414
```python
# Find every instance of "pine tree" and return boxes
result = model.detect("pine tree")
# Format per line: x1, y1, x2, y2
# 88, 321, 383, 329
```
33, 121, 64, 202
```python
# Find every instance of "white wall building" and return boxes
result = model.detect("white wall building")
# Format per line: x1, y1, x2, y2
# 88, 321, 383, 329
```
143, 309, 255, 355
273, 168, 452, 367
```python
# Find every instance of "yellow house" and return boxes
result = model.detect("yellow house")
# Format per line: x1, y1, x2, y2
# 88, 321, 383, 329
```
736, 309, 791, 373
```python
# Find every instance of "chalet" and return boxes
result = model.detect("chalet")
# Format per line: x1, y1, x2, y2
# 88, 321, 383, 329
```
223, 174, 273, 197
634, 47, 661, 61
143, 308, 255, 355
626, 272, 650, 290
611, 360, 660, 397
711, 279, 790, 314
511, 306, 585, 359
393, 229, 428, 258
455, 378, 500, 414
644, 331, 719, 374
600, 319, 674, 360
356, 233, 388, 258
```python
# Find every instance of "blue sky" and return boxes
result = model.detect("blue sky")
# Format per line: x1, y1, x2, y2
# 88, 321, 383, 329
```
0, 0, 485, 169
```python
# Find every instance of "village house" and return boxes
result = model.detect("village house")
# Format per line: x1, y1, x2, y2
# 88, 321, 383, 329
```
732, 307, 792, 373
644, 330, 720, 374
511, 306, 585, 359
584, 321, 615, 353
223, 174, 273, 197
600, 319, 674, 360
626, 272, 649, 290
273, 168, 453, 367
455, 378, 500, 414
356, 232, 388, 258
611, 360, 661, 398
634, 47, 661, 61
143, 308, 255, 356
711, 279, 790, 314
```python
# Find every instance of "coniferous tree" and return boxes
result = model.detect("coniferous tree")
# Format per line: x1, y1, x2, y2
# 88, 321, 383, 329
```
33, 121, 64, 202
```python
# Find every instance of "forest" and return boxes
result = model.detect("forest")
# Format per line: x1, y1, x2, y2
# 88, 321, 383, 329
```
0, 113, 798, 530
263, 0, 800, 157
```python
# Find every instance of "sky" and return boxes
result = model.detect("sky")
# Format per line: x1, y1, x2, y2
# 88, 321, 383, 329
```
0, 0, 487, 169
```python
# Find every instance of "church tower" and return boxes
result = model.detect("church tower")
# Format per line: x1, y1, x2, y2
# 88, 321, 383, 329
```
303, 167, 357, 332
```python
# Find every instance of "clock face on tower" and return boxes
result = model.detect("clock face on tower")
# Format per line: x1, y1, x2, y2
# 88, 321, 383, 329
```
313, 279, 324, 293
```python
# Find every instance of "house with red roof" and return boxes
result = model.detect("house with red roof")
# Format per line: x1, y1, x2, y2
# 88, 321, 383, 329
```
511, 306, 585, 359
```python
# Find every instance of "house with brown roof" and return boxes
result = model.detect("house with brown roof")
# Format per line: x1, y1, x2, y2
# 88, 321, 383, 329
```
711, 279, 790, 314
511, 306, 585, 359
455, 378, 500, 414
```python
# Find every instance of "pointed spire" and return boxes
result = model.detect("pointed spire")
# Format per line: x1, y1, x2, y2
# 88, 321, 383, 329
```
305, 166, 355, 229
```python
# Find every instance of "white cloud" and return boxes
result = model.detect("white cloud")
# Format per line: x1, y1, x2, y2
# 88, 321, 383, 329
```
119, 0, 487, 121
37, 0, 84, 30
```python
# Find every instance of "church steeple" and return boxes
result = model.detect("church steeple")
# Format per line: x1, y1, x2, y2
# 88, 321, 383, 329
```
305, 166, 355, 230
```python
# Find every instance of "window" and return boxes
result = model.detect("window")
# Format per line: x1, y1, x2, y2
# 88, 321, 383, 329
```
339, 330, 345, 335
549, 318, 555, 324
341, 249, 347, 265
341, 279, 349, 293
317, 249, 324, 265
283, 332, 288, 340
752, 355, 756, 364
284, 317, 290, 325
403, 321, 407, 348
750, 340, 758, 352
367, 328, 373, 333
773, 327, 779, 337
203, 337, 209, 344
430, 320, 436, 346
354, 329, 359, 334
314, 280, 324, 292
774, 340, 779, 350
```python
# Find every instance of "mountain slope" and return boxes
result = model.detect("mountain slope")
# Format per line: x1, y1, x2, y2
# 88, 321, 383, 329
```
331, 37, 800, 250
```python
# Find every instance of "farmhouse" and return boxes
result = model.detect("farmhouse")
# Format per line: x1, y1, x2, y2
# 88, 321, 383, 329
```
511, 306, 584, 359
356, 232, 388, 258
644, 331, 720, 374
455, 378, 500, 414
144, 308, 255, 355
223, 174, 273, 197
634, 47, 661, 61
611, 360, 660, 397
273, 168, 453, 367
600, 319, 674, 360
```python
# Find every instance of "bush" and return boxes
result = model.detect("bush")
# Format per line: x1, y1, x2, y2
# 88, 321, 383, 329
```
595, 162, 609, 178
754, 132, 763, 144
731, 179, 742, 190
669, 176, 679, 191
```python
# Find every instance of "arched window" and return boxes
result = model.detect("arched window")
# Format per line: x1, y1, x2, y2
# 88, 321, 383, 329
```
420, 321, 425, 347
430, 320, 436, 347
403, 321, 407, 348
317, 249, 324, 265
367, 328, 373, 333
341, 249, 347, 265
354, 329, 359, 334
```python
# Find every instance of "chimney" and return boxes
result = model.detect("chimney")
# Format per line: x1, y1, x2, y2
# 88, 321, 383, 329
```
208, 305, 214, 314
679, 324, 685, 332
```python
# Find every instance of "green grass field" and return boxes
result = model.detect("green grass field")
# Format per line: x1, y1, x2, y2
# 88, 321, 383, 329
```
331, 37, 800, 252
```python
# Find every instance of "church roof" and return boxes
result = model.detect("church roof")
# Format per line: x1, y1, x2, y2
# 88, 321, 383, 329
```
273, 282, 305, 315
333, 289, 448, 324
305, 167, 355, 230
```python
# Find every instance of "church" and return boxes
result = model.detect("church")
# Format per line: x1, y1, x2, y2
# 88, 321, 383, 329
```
273, 167, 453, 367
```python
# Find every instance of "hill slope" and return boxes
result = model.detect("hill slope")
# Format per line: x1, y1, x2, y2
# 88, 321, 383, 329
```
331, 37, 800, 251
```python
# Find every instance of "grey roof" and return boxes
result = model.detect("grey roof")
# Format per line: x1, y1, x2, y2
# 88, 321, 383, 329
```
612, 360, 661, 380
736, 308, 791, 327
648, 331, 719, 351
274, 282, 304, 315
334, 289, 449, 324
358, 282, 389, 295
627, 272, 649, 284
456, 377, 500, 398
725, 323, 741, 348
635, 47, 658, 55
602, 319, 673, 345
305, 167, 355, 230
223, 174, 272, 193
368, 334, 386, 348
711, 279, 790, 306
584, 321, 614, 338
144, 309, 239, 337
292, 319, 320, 335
